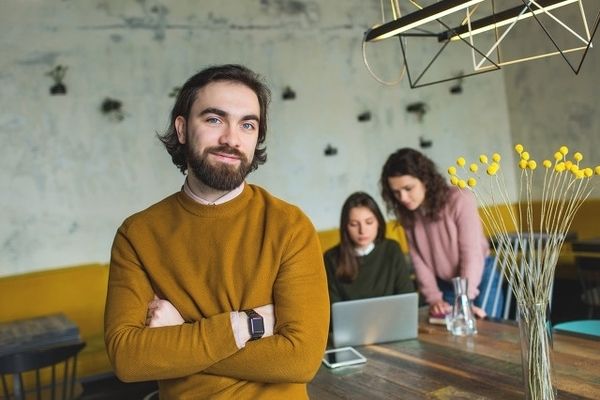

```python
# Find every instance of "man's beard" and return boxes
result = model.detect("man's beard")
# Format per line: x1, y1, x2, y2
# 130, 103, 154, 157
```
187, 145, 252, 191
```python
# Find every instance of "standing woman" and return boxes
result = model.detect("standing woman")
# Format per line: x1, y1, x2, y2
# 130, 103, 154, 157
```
380, 148, 500, 318
324, 192, 415, 303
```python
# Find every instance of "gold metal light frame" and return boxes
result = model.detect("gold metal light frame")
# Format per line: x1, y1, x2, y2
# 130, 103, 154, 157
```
454, 0, 599, 74
361, 0, 599, 88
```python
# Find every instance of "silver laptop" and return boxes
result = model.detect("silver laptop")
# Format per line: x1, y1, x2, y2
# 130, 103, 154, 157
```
331, 292, 418, 348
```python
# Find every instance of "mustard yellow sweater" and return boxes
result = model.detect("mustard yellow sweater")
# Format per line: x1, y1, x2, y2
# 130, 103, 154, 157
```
104, 184, 330, 399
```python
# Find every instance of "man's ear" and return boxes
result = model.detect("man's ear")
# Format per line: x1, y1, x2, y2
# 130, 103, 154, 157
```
175, 116, 186, 144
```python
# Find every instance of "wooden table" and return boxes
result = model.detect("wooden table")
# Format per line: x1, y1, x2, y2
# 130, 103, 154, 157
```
308, 310, 600, 399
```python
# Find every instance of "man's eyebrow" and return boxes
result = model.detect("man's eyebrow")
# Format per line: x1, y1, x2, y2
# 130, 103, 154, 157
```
199, 108, 259, 122
200, 107, 227, 117
241, 114, 260, 122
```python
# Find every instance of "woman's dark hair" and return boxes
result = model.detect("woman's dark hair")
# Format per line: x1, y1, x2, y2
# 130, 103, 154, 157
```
158, 64, 271, 174
336, 192, 386, 283
380, 148, 449, 228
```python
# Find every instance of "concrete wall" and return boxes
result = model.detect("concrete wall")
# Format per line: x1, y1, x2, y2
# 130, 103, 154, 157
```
2, 0, 564, 276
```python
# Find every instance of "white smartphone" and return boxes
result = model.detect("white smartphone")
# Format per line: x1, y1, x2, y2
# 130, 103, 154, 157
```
322, 347, 367, 369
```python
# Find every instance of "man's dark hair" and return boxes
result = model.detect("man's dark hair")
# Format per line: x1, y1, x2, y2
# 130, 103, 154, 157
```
158, 64, 271, 174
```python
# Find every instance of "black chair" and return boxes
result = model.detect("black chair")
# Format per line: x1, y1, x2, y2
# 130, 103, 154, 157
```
572, 240, 600, 319
142, 390, 159, 400
0, 341, 85, 400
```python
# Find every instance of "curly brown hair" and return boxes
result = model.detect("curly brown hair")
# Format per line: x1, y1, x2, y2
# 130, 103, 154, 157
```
158, 64, 270, 174
380, 148, 449, 228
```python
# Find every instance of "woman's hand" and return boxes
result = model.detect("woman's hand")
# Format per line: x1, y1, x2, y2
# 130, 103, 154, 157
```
147, 295, 184, 327
471, 305, 487, 319
429, 300, 452, 316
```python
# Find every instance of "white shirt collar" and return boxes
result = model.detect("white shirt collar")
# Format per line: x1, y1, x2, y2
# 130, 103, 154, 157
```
355, 242, 375, 256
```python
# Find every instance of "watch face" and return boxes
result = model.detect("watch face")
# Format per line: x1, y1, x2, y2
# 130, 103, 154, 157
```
250, 316, 265, 336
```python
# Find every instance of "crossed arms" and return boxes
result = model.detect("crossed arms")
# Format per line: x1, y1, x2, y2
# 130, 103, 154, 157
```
104, 221, 330, 384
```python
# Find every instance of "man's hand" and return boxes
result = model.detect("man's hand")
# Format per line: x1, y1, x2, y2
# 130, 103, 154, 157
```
147, 295, 185, 327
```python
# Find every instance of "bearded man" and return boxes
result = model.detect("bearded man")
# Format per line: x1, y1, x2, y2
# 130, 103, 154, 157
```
104, 64, 329, 399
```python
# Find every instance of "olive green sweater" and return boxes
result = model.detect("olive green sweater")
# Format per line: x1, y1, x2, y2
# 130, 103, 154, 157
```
104, 184, 329, 399
324, 239, 415, 303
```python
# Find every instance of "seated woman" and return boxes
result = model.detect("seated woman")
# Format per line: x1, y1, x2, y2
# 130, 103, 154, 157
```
380, 148, 503, 319
324, 191, 415, 303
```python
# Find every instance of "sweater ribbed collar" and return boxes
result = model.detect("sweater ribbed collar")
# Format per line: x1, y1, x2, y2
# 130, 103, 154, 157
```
177, 182, 253, 218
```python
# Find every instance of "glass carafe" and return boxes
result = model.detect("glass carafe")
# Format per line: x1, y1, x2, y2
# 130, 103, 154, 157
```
450, 277, 477, 336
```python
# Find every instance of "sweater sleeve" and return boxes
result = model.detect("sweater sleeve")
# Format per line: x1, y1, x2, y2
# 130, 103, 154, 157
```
204, 215, 330, 383
454, 191, 486, 300
323, 247, 342, 303
104, 225, 240, 382
407, 230, 444, 304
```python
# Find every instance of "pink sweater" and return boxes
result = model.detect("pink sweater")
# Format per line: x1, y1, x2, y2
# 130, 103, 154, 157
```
406, 187, 489, 304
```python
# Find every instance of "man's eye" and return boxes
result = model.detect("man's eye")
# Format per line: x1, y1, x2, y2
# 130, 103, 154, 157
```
242, 122, 256, 130
206, 117, 221, 124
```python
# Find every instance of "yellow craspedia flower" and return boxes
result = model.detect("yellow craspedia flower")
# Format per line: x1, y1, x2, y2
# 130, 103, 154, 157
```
555, 162, 566, 172
528, 160, 537, 170
554, 152, 562, 161
469, 163, 478, 173
584, 168, 593, 178
458, 179, 467, 189
519, 160, 528, 169
487, 165, 499, 176
574, 152, 583, 162
448, 166, 457, 175
457, 157, 466, 167
560, 146, 568, 155
565, 160, 573, 170
467, 177, 477, 187
479, 154, 488, 164
596, 166, 600, 175
450, 175, 459, 185
521, 151, 530, 161
571, 164, 579, 173
575, 170, 585, 179
543, 160, 552, 168
515, 144, 524, 154
492, 153, 501, 162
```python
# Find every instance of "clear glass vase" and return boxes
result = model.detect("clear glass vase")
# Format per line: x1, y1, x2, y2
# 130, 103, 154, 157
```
450, 277, 477, 336
517, 302, 556, 400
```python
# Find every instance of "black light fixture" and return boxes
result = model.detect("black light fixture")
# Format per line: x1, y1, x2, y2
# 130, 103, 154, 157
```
363, 0, 500, 88
438, 0, 579, 42
365, 0, 485, 42
437, 0, 599, 75
362, 0, 599, 88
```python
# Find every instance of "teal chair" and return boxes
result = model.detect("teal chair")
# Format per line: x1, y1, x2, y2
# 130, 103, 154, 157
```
553, 320, 600, 339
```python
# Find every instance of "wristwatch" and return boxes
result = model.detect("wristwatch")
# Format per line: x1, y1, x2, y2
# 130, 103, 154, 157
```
243, 309, 265, 341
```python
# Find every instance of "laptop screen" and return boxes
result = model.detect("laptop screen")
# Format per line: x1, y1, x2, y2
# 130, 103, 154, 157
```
331, 292, 418, 348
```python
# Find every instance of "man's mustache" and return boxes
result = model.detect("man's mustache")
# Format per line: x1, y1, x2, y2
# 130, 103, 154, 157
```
206, 145, 245, 160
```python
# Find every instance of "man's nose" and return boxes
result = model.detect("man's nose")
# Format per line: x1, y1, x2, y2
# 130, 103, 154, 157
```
219, 124, 240, 147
